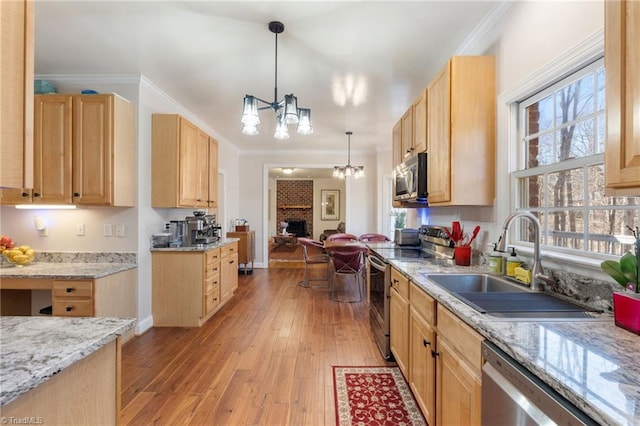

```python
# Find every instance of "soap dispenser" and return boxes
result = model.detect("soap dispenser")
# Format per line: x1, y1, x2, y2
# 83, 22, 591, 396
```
505, 247, 521, 277
488, 243, 504, 275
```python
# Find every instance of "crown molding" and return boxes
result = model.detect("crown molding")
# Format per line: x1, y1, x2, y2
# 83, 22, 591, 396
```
455, 0, 515, 55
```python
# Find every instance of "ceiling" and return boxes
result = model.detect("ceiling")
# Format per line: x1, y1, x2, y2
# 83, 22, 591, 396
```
33, 1, 503, 155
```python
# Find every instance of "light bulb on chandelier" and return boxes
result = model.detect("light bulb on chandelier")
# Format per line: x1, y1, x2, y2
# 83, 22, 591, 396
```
241, 21, 313, 139
333, 131, 364, 179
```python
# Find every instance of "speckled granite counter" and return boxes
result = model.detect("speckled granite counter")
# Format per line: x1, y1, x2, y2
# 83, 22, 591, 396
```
0, 262, 137, 279
0, 316, 135, 406
150, 238, 239, 252
384, 255, 639, 426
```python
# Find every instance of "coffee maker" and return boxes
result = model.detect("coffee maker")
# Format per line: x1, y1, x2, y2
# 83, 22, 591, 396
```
185, 211, 221, 246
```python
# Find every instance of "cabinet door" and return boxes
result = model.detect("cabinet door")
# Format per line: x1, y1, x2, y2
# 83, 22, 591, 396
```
208, 137, 218, 208
178, 118, 201, 206
409, 307, 436, 425
220, 251, 238, 303
392, 120, 402, 169
605, 0, 640, 193
390, 285, 409, 376
436, 338, 481, 426
195, 129, 209, 207
401, 107, 413, 160
412, 90, 428, 154
35, 95, 73, 203
0, 0, 34, 190
427, 62, 451, 204
72, 95, 113, 205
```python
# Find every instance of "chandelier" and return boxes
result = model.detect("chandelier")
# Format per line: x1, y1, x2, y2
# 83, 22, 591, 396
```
333, 131, 364, 179
241, 21, 313, 139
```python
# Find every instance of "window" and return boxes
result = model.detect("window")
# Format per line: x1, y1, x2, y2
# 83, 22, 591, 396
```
513, 58, 639, 257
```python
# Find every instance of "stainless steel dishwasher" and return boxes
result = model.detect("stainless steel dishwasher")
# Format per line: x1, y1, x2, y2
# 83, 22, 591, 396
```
481, 341, 597, 426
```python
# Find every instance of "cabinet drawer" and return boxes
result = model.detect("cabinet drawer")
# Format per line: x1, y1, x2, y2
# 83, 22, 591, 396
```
205, 248, 220, 264
437, 304, 483, 373
204, 285, 220, 314
390, 267, 409, 298
409, 282, 436, 324
53, 299, 93, 316
206, 262, 220, 279
52, 280, 93, 298
204, 274, 220, 293
221, 243, 237, 257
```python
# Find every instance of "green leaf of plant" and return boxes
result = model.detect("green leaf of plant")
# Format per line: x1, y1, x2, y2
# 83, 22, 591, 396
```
601, 260, 629, 287
620, 252, 638, 285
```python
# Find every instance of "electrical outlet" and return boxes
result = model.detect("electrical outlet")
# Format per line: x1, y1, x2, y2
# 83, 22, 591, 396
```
76, 223, 85, 236
103, 224, 113, 237
115, 224, 126, 237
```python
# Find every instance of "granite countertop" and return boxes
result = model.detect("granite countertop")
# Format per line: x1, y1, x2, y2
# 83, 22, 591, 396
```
0, 262, 137, 279
0, 316, 136, 406
384, 254, 639, 426
150, 238, 239, 252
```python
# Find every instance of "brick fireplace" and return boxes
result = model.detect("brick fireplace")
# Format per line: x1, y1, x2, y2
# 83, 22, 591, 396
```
276, 180, 313, 237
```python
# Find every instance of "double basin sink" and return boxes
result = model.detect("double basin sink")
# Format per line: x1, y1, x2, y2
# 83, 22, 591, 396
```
422, 273, 605, 321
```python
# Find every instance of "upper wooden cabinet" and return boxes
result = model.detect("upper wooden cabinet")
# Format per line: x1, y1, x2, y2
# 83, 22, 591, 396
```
605, 0, 640, 194
427, 56, 495, 206
1, 94, 135, 206
152, 114, 218, 208
412, 90, 428, 157
392, 120, 403, 170
394, 89, 428, 166
0, 0, 34, 189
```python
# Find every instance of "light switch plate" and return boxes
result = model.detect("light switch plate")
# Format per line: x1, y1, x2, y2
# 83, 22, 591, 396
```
76, 223, 85, 236
103, 224, 113, 237
115, 224, 126, 237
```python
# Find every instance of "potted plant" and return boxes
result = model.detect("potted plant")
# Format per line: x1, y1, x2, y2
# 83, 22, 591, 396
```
601, 226, 640, 335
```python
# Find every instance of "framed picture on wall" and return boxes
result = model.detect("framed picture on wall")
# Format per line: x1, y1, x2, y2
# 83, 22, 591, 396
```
321, 190, 340, 220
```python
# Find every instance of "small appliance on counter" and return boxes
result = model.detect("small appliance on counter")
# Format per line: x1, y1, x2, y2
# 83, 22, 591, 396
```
394, 228, 420, 246
151, 232, 172, 248
185, 211, 222, 246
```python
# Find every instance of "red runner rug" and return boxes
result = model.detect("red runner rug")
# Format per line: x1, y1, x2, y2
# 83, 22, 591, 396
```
333, 366, 426, 426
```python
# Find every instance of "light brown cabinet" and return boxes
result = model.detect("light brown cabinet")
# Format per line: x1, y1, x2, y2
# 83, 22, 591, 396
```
390, 267, 410, 377
0, 269, 137, 343
0, 0, 34, 190
426, 56, 495, 206
393, 90, 428, 169
605, 0, 640, 194
152, 243, 237, 327
151, 114, 218, 208
392, 120, 403, 169
220, 243, 239, 303
401, 281, 483, 425
226, 230, 255, 274
1, 94, 135, 207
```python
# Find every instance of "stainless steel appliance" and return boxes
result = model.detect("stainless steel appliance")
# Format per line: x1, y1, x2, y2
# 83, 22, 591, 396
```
367, 225, 453, 359
394, 152, 428, 203
482, 341, 597, 425
394, 228, 419, 246
185, 212, 222, 246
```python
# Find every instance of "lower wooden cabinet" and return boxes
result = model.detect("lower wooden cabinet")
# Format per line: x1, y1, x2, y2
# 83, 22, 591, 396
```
152, 242, 238, 327
401, 281, 483, 425
0, 269, 137, 342
390, 267, 410, 376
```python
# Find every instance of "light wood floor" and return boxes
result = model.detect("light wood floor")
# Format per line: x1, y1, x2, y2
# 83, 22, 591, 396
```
121, 268, 393, 425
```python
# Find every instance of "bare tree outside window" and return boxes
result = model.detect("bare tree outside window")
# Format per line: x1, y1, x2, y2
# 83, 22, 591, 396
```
515, 59, 639, 256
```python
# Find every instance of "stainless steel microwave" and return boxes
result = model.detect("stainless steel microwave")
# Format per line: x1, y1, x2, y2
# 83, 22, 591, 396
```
394, 153, 428, 203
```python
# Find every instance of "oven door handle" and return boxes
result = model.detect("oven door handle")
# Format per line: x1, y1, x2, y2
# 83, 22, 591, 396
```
368, 254, 387, 272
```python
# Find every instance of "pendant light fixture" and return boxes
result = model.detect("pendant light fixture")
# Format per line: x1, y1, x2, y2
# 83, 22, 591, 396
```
241, 21, 313, 139
333, 131, 364, 179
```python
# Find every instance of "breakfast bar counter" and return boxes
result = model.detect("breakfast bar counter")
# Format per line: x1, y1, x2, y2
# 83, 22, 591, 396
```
0, 316, 135, 423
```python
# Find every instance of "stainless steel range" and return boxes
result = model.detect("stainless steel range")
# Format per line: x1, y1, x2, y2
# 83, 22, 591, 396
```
367, 225, 454, 359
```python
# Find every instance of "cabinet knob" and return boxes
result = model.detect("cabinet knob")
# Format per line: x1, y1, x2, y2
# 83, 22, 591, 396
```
431, 350, 440, 358
66, 288, 73, 293
423, 339, 431, 347
66, 306, 73, 312
73, 192, 80, 197
33, 192, 40, 197
21, 192, 29, 197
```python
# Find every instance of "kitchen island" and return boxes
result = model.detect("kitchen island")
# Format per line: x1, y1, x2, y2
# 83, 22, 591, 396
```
379, 250, 640, 425
0, 316, 135, 424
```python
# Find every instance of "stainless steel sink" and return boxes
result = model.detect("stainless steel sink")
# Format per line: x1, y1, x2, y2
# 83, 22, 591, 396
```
425, 273, 530, 293
421, 273, 607, 321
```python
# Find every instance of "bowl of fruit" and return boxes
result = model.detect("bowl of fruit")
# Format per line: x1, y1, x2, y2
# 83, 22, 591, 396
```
1, 235, 35, 267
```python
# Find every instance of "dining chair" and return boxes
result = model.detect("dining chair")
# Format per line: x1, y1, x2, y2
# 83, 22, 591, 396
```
358, 233, 391, 242
297, 237, 330, 288
328, 245, 368, 302
325, 233, 358, 242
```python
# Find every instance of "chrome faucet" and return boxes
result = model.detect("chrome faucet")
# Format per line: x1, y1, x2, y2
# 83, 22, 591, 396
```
496, 211, 554, 291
